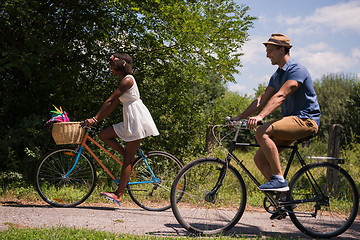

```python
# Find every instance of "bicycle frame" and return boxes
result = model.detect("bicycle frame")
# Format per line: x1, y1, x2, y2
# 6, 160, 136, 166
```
230, 142, 302, 185
65, 129, 158, 186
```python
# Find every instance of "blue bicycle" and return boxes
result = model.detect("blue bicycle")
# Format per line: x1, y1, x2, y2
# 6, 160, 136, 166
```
35, 122, 183, 211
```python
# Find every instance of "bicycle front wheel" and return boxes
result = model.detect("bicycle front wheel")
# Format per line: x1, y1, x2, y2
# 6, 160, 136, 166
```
170, 157, 246, 235
288, 162, 359, 238
127, 151, 183, 211
35, 149, 96, 207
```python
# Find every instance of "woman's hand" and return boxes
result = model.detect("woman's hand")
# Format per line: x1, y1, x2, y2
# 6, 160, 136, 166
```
85, 118, 97, 126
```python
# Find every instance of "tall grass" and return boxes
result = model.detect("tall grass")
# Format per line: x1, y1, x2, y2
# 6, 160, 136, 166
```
1, 138, 359, 210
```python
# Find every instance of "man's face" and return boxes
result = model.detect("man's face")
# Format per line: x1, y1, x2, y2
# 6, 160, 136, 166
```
266, 44, 283, 65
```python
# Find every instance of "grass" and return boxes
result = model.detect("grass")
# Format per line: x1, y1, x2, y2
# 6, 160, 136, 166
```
0, 225, 296, 240
1, 140, 359, 209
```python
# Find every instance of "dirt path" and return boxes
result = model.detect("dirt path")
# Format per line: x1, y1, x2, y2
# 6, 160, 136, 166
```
1, 200, 359, 239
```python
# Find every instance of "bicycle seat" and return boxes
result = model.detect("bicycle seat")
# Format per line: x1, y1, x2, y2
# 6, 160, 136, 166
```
295, 135, 316, 144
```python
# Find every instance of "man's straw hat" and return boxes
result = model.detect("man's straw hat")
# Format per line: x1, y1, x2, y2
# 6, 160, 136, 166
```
263, 33, 292, 49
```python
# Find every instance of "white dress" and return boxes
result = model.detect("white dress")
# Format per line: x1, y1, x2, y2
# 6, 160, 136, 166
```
112, 75, 159, 142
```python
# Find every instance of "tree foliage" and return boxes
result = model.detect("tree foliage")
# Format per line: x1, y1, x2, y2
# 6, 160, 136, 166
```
313, 73, 359, 143
0, 0, 255, 179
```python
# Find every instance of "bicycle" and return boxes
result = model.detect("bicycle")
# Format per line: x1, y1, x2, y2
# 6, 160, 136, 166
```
170, 119, 359, 238
35, 122, 184, 211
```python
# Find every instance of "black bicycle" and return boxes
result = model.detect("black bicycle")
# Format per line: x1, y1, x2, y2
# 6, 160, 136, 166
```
170, 119, 359, 238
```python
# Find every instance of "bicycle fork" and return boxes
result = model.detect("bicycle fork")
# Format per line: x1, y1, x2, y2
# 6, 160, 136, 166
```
64, 147, 84, 178
205, 157, 230, 204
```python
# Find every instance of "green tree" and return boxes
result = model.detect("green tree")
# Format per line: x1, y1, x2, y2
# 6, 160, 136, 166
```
209, 90, 252, 123
344, 76, 360, 142
0, 0, 255, 179
313, 73, 359, 143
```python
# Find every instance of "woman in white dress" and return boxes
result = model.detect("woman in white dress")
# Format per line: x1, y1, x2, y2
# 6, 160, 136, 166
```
85, 53, 159, 205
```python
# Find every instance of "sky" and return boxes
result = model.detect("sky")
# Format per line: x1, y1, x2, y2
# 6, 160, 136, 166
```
229, 0, 360, 96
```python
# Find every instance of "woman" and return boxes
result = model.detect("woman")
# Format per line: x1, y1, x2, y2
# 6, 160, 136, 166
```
85, 53, 159, 205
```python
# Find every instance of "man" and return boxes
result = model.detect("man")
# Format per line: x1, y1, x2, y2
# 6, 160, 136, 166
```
231, 33, 321, 192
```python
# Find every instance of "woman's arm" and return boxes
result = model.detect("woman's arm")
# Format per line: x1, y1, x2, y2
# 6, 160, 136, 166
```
86, 76, 133, 125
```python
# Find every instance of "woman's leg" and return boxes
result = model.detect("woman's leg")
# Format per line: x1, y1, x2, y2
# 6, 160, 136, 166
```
98, 126, 141, 202
100, 137, 141, 202
98, 126, 125, 155
113, 139, 141, 201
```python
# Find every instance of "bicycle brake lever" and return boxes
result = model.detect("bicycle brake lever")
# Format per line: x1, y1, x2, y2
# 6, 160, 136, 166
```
80, 120, 97, 131
224, 116, 239, 126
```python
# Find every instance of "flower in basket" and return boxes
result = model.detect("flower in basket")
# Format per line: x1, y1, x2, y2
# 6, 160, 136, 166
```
44, 105, 70, 129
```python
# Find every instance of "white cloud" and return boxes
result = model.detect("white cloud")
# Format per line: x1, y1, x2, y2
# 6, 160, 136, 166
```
276, 15, 301, 25
307, 1, 360, 34
279, 1, 360, 35
241, 35, 267, 65
352, 48, 360, 58
294, 42, 356, 79
227, 83, 246, 93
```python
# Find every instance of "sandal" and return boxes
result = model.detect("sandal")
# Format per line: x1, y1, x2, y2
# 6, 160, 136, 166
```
100, 192, 121, 206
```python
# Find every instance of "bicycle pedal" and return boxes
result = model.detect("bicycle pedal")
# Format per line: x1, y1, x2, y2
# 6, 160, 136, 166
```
270, 211, 287, 220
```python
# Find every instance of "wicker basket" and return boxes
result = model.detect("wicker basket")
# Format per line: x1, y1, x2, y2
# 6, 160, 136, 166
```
52, 122, 85, 145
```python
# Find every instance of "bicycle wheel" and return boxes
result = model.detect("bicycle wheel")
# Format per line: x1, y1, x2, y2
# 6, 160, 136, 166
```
127, 151, 183, 211
288, 162, 359, 238
170, 157, 246, 235
35, 148, 97, 207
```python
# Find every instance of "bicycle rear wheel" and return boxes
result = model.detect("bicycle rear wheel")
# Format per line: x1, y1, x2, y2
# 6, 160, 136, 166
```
127, 151, 183, 211
170, 157, 246, 235
35, 148, 96, 207
288, 162, 359, 238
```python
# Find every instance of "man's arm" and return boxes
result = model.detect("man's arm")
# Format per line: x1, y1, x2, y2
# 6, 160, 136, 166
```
247, 80, 301, 127
232, 86, 276, 121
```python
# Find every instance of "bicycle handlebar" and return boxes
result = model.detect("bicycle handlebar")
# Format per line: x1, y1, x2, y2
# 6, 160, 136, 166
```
224, 117, 263, 127
80, 121, 97, 132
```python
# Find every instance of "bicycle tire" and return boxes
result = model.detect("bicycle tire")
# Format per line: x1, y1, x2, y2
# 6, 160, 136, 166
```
170, 157, 246, 235
127, 151, 183, 211
288, 162, 359, 238
34, 148, 97, 207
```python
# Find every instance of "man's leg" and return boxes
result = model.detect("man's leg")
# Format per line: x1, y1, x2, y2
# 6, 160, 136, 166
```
254, 122, 292, 191
254, 148, 272, 181
255, 122, 282, 176
254, 139, 294, 179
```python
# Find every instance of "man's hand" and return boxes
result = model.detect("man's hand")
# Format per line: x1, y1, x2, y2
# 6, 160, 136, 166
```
247, 115, 263, 130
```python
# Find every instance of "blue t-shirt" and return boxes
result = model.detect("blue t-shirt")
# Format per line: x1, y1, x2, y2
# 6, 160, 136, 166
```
268, 58, 321, 126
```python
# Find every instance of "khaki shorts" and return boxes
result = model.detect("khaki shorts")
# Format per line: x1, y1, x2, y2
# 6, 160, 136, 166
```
271, 116, 318, 140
